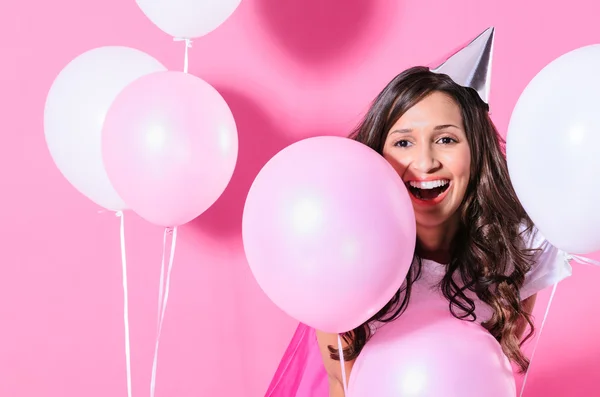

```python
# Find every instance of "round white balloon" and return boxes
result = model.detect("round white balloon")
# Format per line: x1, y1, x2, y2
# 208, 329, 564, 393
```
506, 44, 600, 254
136, 0, 241, 39
44, 46, 166, 210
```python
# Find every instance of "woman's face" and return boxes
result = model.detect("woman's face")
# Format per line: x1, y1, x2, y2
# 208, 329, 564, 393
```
383, 91, 471, 230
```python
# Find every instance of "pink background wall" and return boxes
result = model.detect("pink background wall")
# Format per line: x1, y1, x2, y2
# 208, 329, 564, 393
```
1, 0, 600, 396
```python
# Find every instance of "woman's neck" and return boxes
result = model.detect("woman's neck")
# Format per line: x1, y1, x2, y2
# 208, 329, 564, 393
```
416, 219, 460, 265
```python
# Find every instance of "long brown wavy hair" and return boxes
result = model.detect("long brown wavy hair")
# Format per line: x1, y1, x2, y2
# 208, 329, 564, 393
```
328, 66, 538, 373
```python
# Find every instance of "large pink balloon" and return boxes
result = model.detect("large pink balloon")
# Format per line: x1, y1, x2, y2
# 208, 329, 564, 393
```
349, 304, 516, 397
242, 136, 416, 334
102, 71, 238, 227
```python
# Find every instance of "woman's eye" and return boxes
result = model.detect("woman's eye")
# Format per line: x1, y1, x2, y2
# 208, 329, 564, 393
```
437, 137, 457, 145
394, 140, 412, 148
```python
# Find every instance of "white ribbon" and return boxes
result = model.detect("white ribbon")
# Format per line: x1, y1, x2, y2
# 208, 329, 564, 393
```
519, 282, 557, 397
337, 334, 349, 395
115, 211, 132, 397
150, 226, 178, 397
519, 252, 600, 396
568, 254, 600, 266
173, 38, 193, 73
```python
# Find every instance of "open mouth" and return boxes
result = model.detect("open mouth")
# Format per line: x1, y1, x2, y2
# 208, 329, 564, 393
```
406, 179, 450, 201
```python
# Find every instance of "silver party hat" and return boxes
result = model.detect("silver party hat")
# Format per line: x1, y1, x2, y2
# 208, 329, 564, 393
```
430, 27, 495, 105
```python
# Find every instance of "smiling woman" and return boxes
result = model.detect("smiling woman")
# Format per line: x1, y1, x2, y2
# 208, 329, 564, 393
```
265, 38, 573, 397
309, 65, 573, 395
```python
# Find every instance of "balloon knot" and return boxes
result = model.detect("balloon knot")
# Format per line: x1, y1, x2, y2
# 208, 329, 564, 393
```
173, 37, 193, 48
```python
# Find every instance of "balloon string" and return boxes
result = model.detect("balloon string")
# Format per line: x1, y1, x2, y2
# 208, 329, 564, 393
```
173, 38, 193, 73
337, 334, 349, 396
150, 226, 178, 397
519, 282, 558, 397
115, 211, 133, 397
568, 254, 600, 266
156, 228, 169, 339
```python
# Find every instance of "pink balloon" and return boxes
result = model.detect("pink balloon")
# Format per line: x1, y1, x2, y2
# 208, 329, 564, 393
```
102, 71, 238, 227
349, 304, 516, 397
242, 136, 416, 333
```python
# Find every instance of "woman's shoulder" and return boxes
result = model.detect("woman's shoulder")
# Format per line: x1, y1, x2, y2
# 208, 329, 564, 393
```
518, 222, 573, 299
315, 329, 356, 390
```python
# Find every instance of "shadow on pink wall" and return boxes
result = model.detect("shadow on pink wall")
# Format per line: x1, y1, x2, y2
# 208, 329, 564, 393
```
255, 0, 379, 66
191, 87, 293, 238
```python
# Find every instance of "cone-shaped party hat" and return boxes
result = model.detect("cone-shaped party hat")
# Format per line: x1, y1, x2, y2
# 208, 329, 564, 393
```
430, 27, 495, 105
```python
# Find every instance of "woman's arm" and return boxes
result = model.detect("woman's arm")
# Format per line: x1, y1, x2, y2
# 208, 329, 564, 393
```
517, 293, 537, 339
316, 330, 355, 396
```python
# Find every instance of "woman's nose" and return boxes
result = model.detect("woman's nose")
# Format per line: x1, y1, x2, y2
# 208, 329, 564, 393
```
412, 145, 441, 174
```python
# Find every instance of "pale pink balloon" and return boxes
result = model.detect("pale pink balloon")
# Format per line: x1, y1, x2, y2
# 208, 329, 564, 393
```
349, 304, 516, 397
242, 136, 416, 334
102, 71, 238, 227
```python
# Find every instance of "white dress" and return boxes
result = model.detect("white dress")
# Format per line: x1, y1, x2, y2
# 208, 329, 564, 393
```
371, 226, 573, 331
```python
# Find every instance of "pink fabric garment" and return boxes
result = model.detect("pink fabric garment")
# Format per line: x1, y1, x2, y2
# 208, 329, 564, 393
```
265, 323, 328, 397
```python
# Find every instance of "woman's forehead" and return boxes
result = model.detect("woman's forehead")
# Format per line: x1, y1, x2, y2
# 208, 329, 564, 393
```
391, 92, 463, 130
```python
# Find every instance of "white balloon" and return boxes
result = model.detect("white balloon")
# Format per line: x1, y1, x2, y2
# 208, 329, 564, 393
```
44, 46, 166, 210
506, 44, 600, 254
136, 0, 241, 39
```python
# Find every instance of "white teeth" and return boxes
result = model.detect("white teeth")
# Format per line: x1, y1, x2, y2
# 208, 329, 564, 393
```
409, 180, 449, 189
